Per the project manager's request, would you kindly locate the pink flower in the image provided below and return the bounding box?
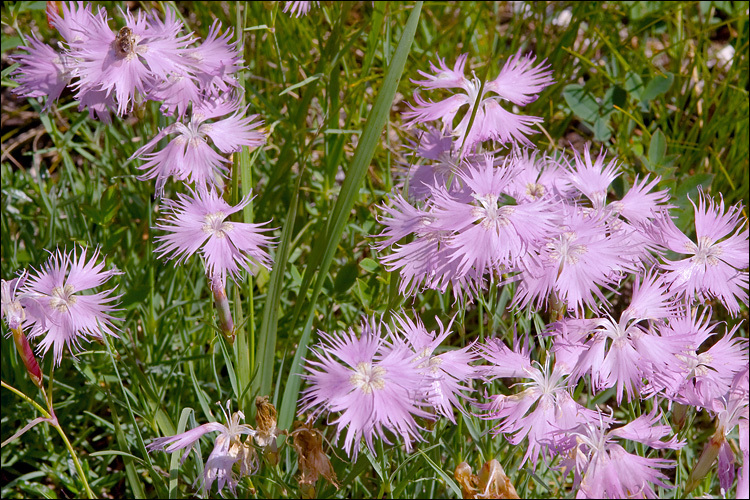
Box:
[429,155,557,279]
[556,409,684,499]
[283,1,319,18]
[475,336,598,468]
[154,187,275,285]
[653,309,748,408]
[502,149,575,203]
[20,247,122,366]
[375,193,477,298]
[609,175,672,225]
[133,98,265,193]
[652,191,749,316]
[147,401,258,495]
[299,317,430,459]
[556,271,685,404]
[564,146,621,210]
[153,21,243,118]
[68,7,195,116]
[2,271,30,331]
[390,314,477,422]
[10,35,73,108]
[398,126,467,200]
[513,205,637,315]
[404,52,554,154]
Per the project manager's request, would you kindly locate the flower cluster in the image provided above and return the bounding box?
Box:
[367,51,749,497]
[11,2,267,195]
[12,3,234,121]
[1,247,122,366]
[299,314,476,459]
[404,51,554,155]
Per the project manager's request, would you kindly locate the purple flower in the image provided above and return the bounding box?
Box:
[299,317,430,459]
[10,35,73,108]
[390,314,477,422]
[133,98,265,193]
[154,187,275,285]
[556,409,684,498]
[652,191,749,316]
[513,205,637,315]
[502,149,575,203]
[475,336,598,468]
[20,247,122,366]
[653,309,748,408]
[404,52,554,154]
[565,146,621,210]
[712,369,749,494]
[147,401,258,495]
[153,21,243,118]
[430,155,557,277]
[2,271,29,331]
[376,193,477,297]
[609,175,672,225]
[68,7,195,116]
[398,126,467,200]
[283,1,319,18]
[555,271,685,404]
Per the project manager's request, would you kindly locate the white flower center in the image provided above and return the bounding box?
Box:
[49,284,76,312]
[472,194,515,231]
[547,231,587,265]
[525,182,545,200]
[202,211,234,238]
[689,236,723,266]
[350,362,386,394]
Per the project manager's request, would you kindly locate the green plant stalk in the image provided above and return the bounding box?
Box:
[1,380,95,499]
[234,2,254,414]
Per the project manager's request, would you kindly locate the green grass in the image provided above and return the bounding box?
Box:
[1,1,748,498]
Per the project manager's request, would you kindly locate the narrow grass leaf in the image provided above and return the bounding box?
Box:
[278,1,423,431]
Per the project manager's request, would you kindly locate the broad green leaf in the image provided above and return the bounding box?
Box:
[648,128,667,166]
[641,72,674,103]
[562,84,599,123]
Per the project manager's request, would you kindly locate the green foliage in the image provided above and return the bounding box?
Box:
[1,1,747,499]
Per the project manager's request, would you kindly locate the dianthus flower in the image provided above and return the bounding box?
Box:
[154,187,275,285]
[502,149,575,203]
[151,20,243,118]
[20,247,122,366]
[651,191,749,316]
[147,401,258,496]
[389,314,477,422]
[694,367,748,496]
[283,1,319,18]
[404,51,553,154]
[554,270,686,403]
[475,336,598,468]
[375,193,478,297]
[513,204,637,315]
[2,271,30,331]
[651,308,748,409]
[299,317,430,459]
[133,98,265,193]
[66,6,195,117]
[564,146,621,211]
[555,409,684,499]
[9,35,74,110]
[398,126,466,200]
[429,155,558,278]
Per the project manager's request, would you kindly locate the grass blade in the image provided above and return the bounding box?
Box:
[278,1,423,431]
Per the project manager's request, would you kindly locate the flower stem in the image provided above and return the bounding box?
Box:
[1,381,95,498]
